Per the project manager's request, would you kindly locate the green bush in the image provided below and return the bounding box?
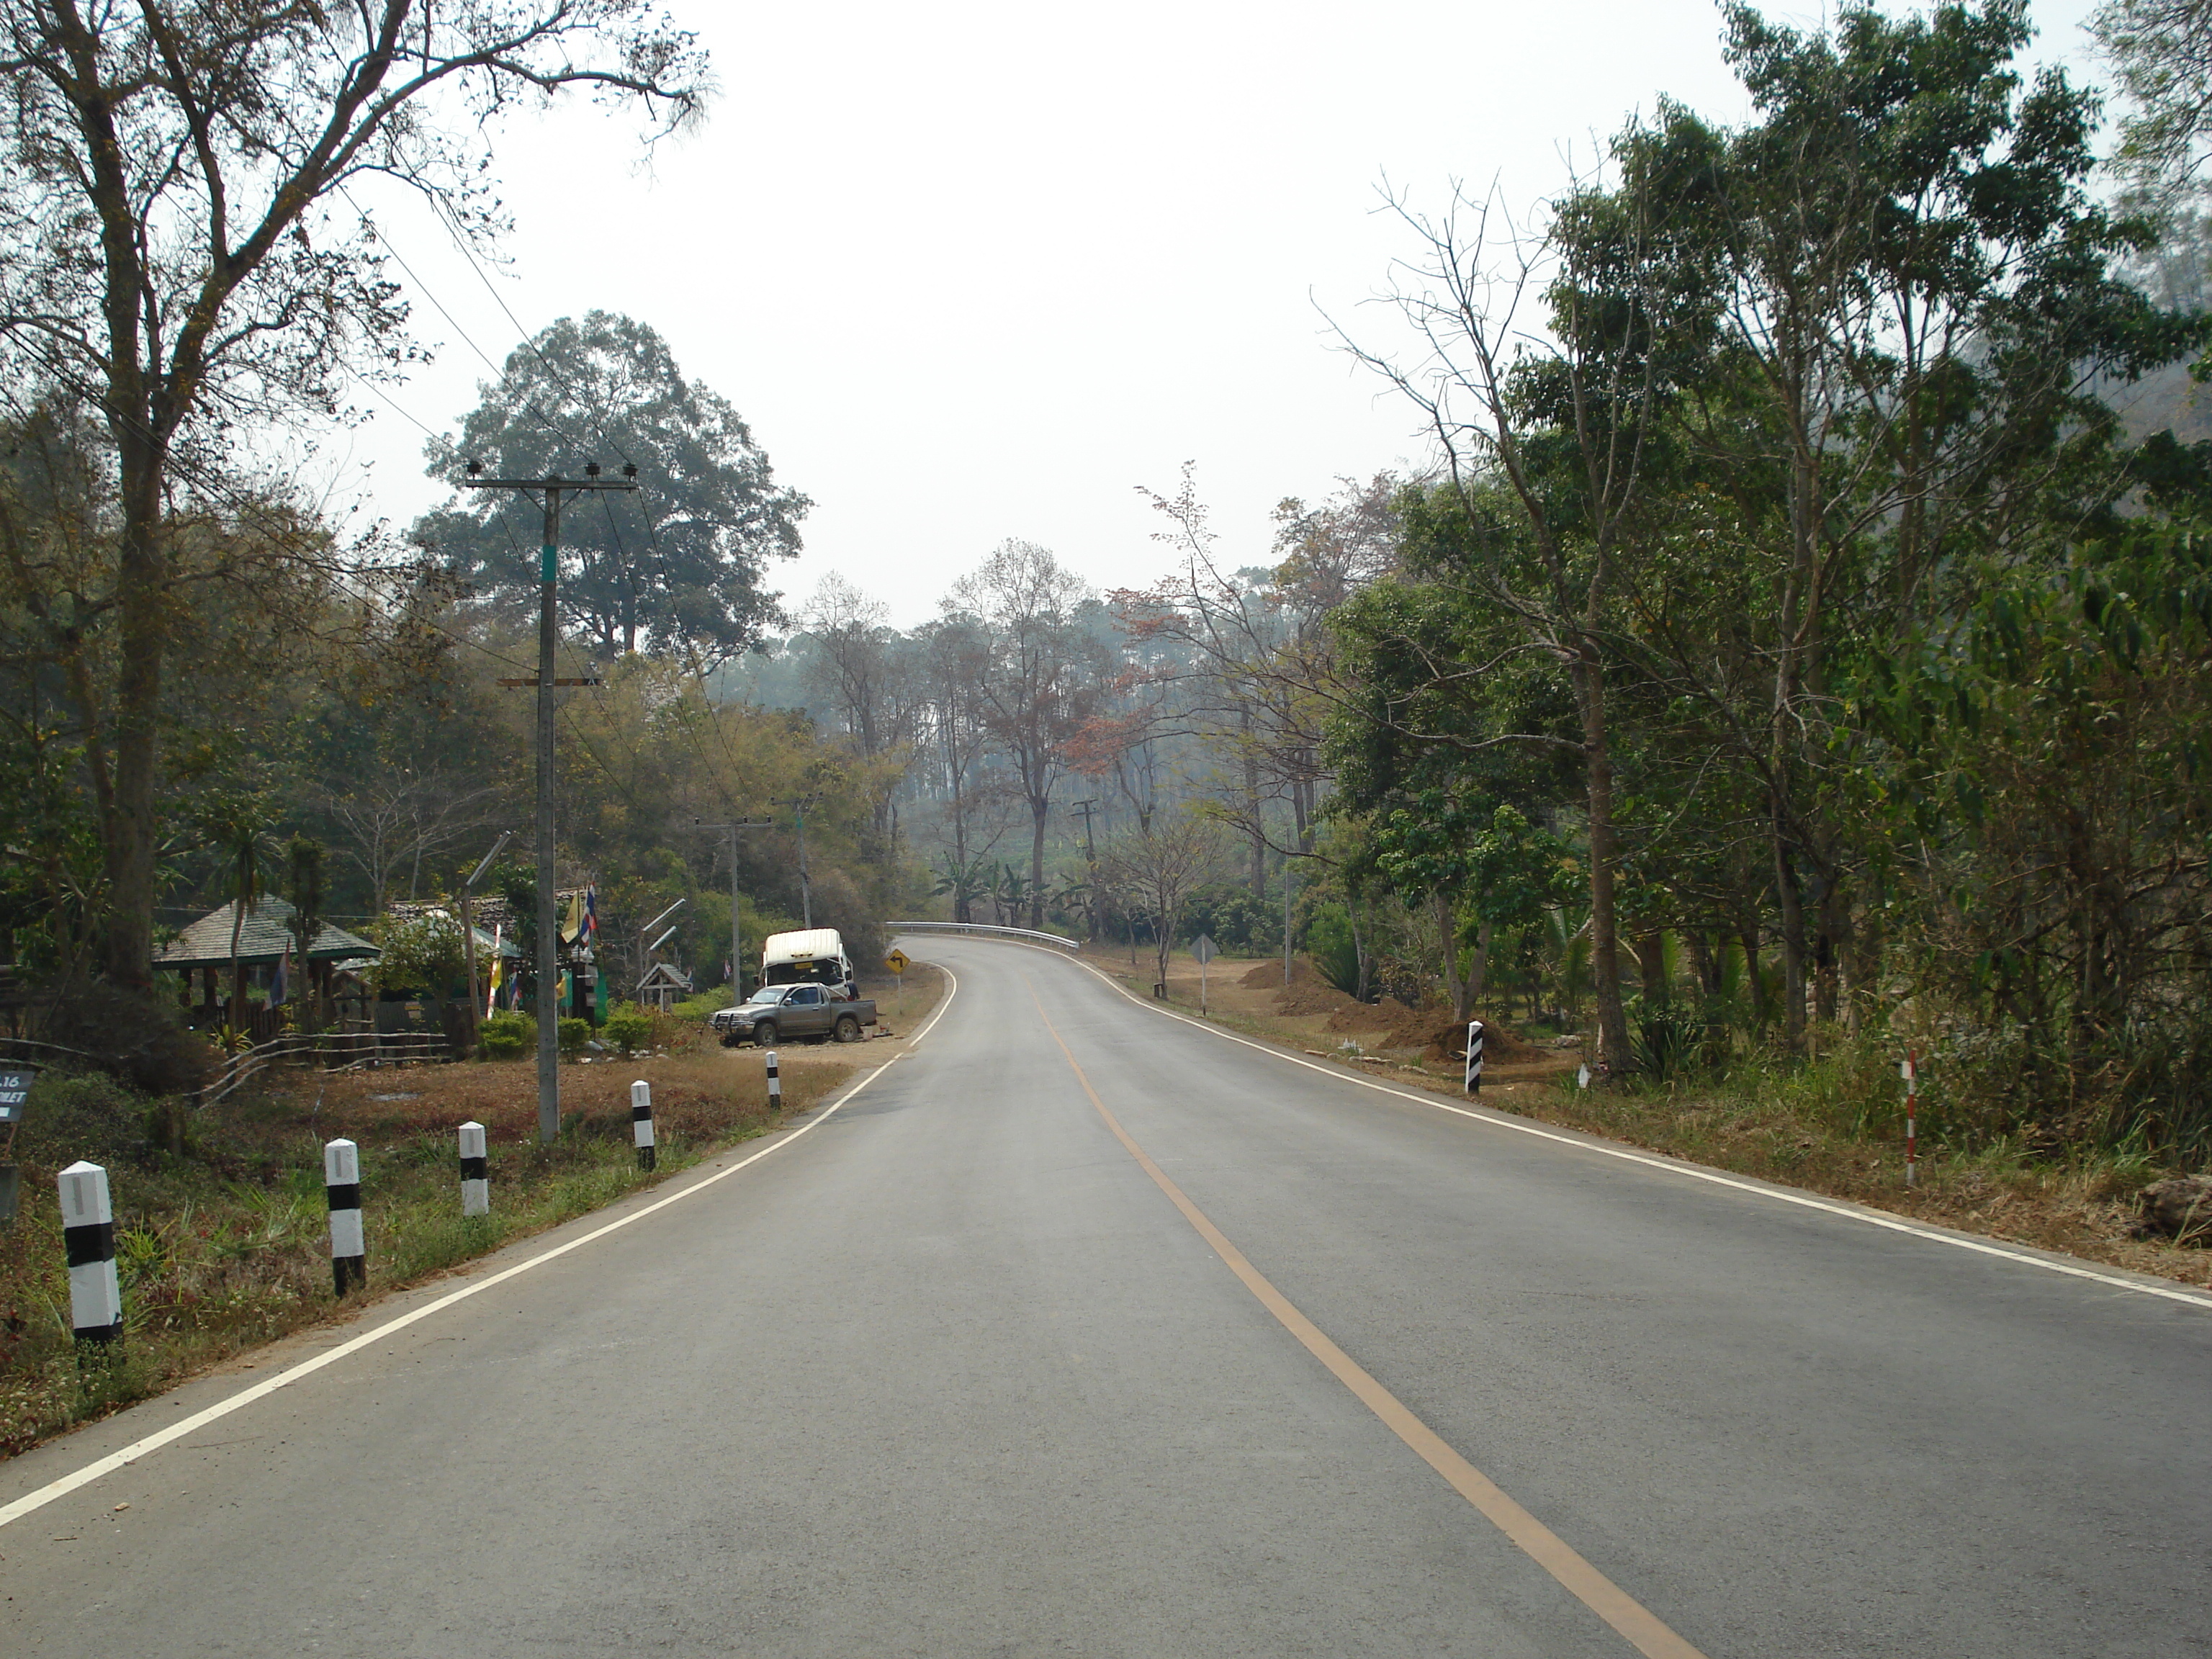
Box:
[602,1002,654,1054]
[557,1017,591,1056]
[478,1010,534,1060]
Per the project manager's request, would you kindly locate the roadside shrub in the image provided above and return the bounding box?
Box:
[1182,884,1281,956]
[1305,904,1363,997]
[478,1011,534,1060]
[601,1003,654,1054]
[37,979,213,1096]
[556,1017,590,1056]
[13,1069,146,1169]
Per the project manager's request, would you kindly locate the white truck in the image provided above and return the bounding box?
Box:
[759,928,857,999]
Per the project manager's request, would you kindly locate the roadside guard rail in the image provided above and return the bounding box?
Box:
[194,1029,457,1110]
[886,922,1082,954]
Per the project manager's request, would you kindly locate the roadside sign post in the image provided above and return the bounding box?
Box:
[1192,934,1218,1015]
[885,948,909,1019]
[0,1063,33,1228]
[1465,1020,1485,1095]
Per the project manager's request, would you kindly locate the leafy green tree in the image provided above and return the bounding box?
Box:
[0,0,704,992]
[415,312,806,662]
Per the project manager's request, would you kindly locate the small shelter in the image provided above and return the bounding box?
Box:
[155,897,379,1034]
[635,961,693,1012]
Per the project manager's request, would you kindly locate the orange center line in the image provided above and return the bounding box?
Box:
[1024,976,1708,1659]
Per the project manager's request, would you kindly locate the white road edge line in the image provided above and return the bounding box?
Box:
[0,963,963,1530]
[1000,940,2212,1315]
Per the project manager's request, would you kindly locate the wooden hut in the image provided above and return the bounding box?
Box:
[154,898,379,1038]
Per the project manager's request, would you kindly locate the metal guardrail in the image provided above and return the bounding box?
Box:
[886,922,1082,954]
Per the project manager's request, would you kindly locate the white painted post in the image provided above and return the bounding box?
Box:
[1901,1052,1919,1188]
[1464,1020,1485,1095]
[458,1120,489,1216]
[325,1138,365,1295]
[631,1079,656,1172]
[58,1161,122,1349]
[765,1049,782,1113]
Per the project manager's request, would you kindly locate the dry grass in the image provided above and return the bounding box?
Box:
[0,963,943,1459]
[1101,952,2212,1294]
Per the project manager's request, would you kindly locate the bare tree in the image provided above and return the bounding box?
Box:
[0,0,706,990]
[321,770,500,917]
[1331,179,1689,1079]
[948,541,1107,930]
[1102,806,1223,992]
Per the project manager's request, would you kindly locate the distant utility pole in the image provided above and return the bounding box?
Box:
[694,819,770,1006]
[776,796,819,929]
[464,462,636,1145]
[1069,799,1100,940]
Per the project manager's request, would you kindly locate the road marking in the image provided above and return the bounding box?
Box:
[1026,948,2212,1314]
[1025,979,1708,1659]
[0,964,963,1531]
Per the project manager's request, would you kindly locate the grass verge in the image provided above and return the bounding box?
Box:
[1097,953,2212,1295]
[0,1033,871,1457]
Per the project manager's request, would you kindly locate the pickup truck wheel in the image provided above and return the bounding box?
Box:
[833,1014,861,1043]
[752,1020,778,1048]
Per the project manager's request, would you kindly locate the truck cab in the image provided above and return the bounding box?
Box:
[761,928,856,999]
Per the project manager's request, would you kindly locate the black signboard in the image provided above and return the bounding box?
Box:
[0,1065,35,1123]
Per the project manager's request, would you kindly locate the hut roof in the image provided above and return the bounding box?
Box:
[154,898,379,970]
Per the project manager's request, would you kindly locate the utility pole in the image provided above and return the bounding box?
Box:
[776,796,819,929]
[1070,799,1099,942]
[464,462,636,1144]
[693,819,769,1006]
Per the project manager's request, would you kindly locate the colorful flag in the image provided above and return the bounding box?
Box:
[487,925,505,1017]
[270,944,291,1007]
[583,884,598,946]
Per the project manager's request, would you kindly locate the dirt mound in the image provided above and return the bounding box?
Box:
[1323,996,1423,1034]
[1241,956,1328,991]
[1421,1017,1548,1066]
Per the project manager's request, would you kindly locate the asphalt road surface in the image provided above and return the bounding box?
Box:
[3,935,2208,1657]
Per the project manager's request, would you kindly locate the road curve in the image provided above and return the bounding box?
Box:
[1,935,2206,1656]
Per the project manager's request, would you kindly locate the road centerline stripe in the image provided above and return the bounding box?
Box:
[0,963,963,1532]
[1023,976,1708,1659]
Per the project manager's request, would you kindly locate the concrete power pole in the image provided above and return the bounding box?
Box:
[1070,799,1100,940]
[695,819,769,1007]
[465,463,637,1144]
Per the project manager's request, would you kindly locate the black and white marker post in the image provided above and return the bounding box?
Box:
[1464,1020,1485,1096]
[58,1160,122,1350]
[765,1049,782,1114]
[325,1138,366,1295]
[631,1080,656,1172]
[459,1120,490,1216]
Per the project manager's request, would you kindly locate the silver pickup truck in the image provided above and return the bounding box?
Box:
[711,983,878,1047]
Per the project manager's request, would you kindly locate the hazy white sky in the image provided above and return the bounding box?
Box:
[326,0,2108,628]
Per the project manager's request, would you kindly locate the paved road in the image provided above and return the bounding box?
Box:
[3,937,2208,1656]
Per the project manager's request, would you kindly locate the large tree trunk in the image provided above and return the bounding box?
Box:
[101,464,166,992]
[1738,912,1766,1031]
[1575,646,1632,1077]
[1773,818,1808,1056]
[1434,893,1489,1025]
[1028,793,1048,931]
